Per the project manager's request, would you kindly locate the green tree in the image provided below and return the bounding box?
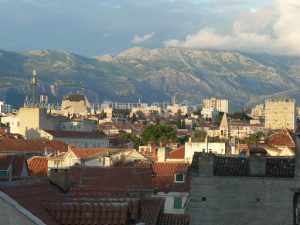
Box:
[240,132,265,144]
[193,108,202,116]
[119,132,141,149]
[194,130,207,142]
[131,113,137,123]
[141,124,178,145]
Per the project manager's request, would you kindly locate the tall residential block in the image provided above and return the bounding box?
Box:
[203,98,228,113]
[265,99,296,130]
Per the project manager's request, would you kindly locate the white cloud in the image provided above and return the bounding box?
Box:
[165,0,300,56]
[131,32,155,43]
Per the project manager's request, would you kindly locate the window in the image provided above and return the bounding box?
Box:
[173,197,182,209]
[175,173,185,183]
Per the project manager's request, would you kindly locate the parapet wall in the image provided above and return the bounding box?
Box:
[188,176,295,225]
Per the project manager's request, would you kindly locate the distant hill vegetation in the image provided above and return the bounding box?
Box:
[0,47,300,111]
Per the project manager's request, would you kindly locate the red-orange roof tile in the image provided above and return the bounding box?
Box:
[152,162,190,192]
[0,139,69,153]
[71,148,121,159]
[0,180,65,225]
[139,198,165,225]
[27,156,48,177]
[69,166,153,192]
[168,146,185,159]
[267,129,295,148]
[45,202,128,225]
[0,153,27,177]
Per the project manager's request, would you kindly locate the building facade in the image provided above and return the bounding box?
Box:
[203,98,228,113]
[265,99,296,130]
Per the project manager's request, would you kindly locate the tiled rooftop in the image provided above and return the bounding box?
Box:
[71,148,121,159]
[45,202,128,225]
[213,156,249,176]
[27,156,48,177]
[211,155,295,178]
[266,157,294,178]
[0,139,69,153]
[69,166,153,191]
[267,129,295,149]
[168,146,185,159]
[157,213,189,225]
[0,153,27,177]
[0,180,65,225]
[138,198,165,225]
[152,162,190,192]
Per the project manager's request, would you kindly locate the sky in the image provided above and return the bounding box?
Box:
[0,0,299,57]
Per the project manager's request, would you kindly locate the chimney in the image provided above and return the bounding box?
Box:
[157,142,167,162]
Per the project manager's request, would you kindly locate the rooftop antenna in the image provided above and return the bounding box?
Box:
[31,69,38,106]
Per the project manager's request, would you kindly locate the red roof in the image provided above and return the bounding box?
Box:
[168,146,185,159]
[69,166,153,192]
[139,198,165,225]
[27,156,48,177]
[0,130,22,139]
[152,162,190,192]
[69,186,126,198]
[0,180,65,225]
[0,153,27,177]
[71,148,121,159]
[45,202,128,225]
[0,139,69,153]
[267,129,295,149]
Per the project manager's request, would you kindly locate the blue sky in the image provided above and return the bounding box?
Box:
[1,0,299,57]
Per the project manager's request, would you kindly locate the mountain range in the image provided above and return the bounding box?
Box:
[1,47,300,111]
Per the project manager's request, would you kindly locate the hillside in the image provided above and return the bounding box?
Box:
[0,47,300,110]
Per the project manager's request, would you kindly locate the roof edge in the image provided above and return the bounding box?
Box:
[0,191,46,225]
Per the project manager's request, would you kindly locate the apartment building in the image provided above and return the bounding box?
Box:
[265,99,296,130]
[203,98,228,113]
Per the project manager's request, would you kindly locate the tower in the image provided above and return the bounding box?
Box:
[31,69,38,106]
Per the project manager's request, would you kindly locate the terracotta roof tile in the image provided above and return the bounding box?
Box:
[157,213,189,225]
[45,202,128,225]
[0,139,69,153]
[168,146,185,159]
[267,129,295,148]
[152,162,190,192]
[69,166,153,192]
[71,148,121,159]
[0,180,65,225]
[0,153,27,177]
[138,198,165,225]
[27,156,48,177]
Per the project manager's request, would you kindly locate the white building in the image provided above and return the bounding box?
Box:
[0,101,12,115]
[185,139,226,162]
[203,98,228,113]
[201,107,218,119]
[265,99,296,130]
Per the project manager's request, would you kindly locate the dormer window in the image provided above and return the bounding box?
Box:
[174,173,185,183]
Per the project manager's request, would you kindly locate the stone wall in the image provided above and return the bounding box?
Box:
[188,173,296,225]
